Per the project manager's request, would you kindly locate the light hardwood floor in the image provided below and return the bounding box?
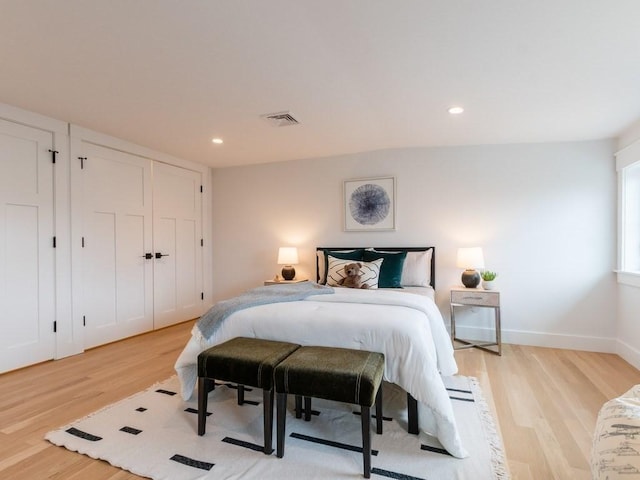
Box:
[1,321,639,479]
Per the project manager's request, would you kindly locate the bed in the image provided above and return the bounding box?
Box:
[174,246,467,458]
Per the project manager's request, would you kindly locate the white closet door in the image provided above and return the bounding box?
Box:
[153,162,203,328]
[0,119,55,372]
[82,144,153,348]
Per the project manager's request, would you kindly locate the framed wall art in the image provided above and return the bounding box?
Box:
[343,176,396,231]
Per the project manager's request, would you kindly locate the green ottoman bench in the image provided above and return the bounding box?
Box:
[197,337,300,454]
[274,346,385,478]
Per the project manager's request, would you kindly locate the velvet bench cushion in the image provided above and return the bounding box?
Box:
[274,346,385,478]
[197,337,301,390]
[274,346,385,406]
[197,337,301,454]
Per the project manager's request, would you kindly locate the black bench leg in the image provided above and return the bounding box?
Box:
[263,389,274,454]
[295,395,302,418]
[304,396,312,421]
[238,384,245,405]
[375,386,383,434]
[198,377,213,436]
[407,392,419,435]
[206,379,216,393]
[276,392,287,458]
[361,405,371,478]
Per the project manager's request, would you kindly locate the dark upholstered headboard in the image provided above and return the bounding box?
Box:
[316,247,435,289]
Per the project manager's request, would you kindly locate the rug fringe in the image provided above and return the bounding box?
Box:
[468,377,511,480]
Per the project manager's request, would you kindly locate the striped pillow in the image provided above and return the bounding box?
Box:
[326,255,382,289]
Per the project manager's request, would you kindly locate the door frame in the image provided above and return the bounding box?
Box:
[0,103,73,361]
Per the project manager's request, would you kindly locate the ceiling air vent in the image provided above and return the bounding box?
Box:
[261,111,300,127]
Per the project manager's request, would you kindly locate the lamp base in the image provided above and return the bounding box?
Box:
[461,269,480,288]
[281,265,296,281]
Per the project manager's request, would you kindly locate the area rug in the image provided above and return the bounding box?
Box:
[46,375,509,479]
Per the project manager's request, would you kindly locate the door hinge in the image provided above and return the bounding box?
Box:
[200,185,203,193]
[78,156,87,169]
[53,321,57,333]
[200,238,203,247]
[83,315,86,326]
[82,237,85,248]
[49,149,59,164]
[201,292,204,300]
[53,236,57,248]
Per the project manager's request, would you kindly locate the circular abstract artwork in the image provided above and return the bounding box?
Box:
[349,183,391,225]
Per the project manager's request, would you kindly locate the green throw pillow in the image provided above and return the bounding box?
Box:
[363,250,407,288]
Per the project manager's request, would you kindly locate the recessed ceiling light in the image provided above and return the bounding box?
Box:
[448,106,464,115]
[211,138,223,144]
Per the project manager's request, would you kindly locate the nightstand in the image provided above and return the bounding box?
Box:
[450,287,501,356]
[264,279,308,286]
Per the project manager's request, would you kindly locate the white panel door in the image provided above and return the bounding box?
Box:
[82,144,153,348]
[0,118,55,372]
[153,162,202,328]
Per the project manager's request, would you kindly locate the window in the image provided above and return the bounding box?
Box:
[621,162,640,271]
[617,140,640,285]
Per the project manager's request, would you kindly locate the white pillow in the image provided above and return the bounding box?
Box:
[316,249,360,284]
[402,250,432,287]
[326,256,382,289]
[368,248,432,287]
[591,384,640,479]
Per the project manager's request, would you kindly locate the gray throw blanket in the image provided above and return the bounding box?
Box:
[196,282,334,340]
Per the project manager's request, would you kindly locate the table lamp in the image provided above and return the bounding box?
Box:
[456,247,485,288]
[277,247,299,281]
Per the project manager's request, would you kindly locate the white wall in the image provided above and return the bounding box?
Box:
[616,119,640,368]
[211,139,617,351]
[618,118,640,150]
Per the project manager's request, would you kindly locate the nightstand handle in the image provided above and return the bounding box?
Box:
[463,296,484,300]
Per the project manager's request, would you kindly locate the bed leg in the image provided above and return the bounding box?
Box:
[407,392,419,435]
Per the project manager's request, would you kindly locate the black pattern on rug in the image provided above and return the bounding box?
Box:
[156,389,177,396]
[372,467,426,480]
[170,454,215,471]
[120,426,142,435]
[222,436,264,452]
[448,386,474,403]
[45,376,509,480]
[290,432,380,455]
[65,427,102,442]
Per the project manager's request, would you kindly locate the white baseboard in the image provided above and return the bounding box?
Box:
[453,325,617,353]
[616,339,640,370]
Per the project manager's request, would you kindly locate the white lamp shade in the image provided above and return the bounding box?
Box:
[456,247,485,269]
[277,247,299,265]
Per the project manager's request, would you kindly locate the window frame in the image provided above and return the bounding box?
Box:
[616,139,640,287]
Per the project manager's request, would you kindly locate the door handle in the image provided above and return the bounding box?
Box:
[141,253,153,259]
[155,252,170,259]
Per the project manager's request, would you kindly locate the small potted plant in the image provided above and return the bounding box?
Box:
[481,270,497,290]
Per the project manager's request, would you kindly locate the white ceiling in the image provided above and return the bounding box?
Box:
[1,0,639,168]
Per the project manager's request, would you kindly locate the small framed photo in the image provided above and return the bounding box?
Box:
[344,176,396,231]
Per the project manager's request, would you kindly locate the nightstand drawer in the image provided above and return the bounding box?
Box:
[451,290,499,307]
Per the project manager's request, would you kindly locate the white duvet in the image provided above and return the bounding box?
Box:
[174,288,468,458]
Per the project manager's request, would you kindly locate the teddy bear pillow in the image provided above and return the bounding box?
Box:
[326,255,382,289]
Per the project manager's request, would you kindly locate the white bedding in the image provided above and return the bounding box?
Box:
[174,287,467,458]
[379,285,435,299]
